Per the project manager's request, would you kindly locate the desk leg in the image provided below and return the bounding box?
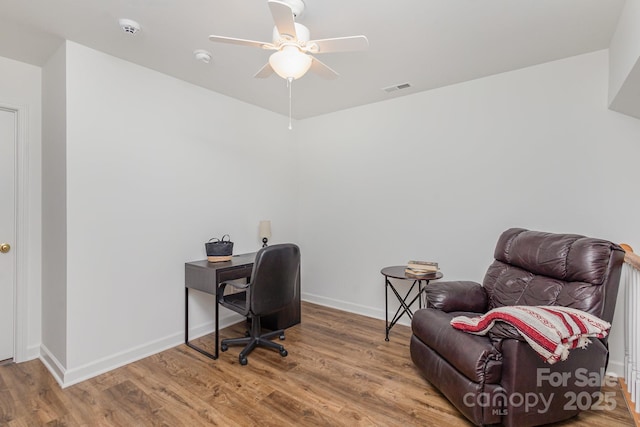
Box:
[185,287,188,344]
[215,286,219,359]
[185,287,219,360]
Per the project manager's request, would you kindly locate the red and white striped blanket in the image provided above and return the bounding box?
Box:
[450,306,610,364]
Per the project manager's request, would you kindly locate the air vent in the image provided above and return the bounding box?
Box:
[382,82,412,93]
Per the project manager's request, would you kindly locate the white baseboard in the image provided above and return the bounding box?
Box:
[61,332,182,387]
[50,295,396,388]
[301,293,627,376]
[39,312,245,388]
[39,344,65,386]
[301,292,412,327]
[24,344,40,362]
[12,344,41,364]
[38,295,623,389]
[39,296,395,388]
[607,359,624,378]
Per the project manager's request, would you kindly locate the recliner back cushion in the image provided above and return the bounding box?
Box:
[493,228,612,284]
[483,228,619,319]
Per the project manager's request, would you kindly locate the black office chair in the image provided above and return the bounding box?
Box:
[217,243,300,365]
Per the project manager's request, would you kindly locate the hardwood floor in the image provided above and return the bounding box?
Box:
[0,302,634,426]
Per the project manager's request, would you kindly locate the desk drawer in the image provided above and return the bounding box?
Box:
[218,265,253,283]
[185,263,253,294]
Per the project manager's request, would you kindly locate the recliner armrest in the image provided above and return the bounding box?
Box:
[426,281,488,313]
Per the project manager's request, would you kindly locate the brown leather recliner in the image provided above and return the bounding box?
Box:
[410,228,625,427]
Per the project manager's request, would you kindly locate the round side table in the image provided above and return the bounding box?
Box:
[381,266,443,341]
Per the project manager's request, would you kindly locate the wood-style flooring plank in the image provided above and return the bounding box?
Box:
[0,302,634,426]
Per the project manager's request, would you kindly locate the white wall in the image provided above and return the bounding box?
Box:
[297,50,640,376]
[609,0,640,119]
[41,44,68,375]
[55,42,297,385]
[609,0,640,104]
[0,55,42,362]
[7,37,640,384]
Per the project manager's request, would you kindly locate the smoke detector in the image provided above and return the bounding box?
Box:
[193,49,212,64]
[119,18,141,35]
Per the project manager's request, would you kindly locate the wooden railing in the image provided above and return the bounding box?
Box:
[621,246,640,426]
[626,251,640,271]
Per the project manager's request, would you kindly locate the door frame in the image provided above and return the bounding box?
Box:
[1,102,29,363]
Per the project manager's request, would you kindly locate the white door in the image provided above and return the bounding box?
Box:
[0,108,15,361]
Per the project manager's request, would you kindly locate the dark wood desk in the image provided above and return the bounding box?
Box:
[185,252,301,359]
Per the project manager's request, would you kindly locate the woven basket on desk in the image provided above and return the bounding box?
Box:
[205,235,233,263]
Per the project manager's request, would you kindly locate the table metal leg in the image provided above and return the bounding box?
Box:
[385,278,431,340]
[385,278,390,341]
[185,287,219,360]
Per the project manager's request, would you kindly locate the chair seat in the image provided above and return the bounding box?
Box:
[220,290,248,313]
[411,309,503,384]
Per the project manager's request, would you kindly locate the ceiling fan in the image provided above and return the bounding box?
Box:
[208,0,369,81]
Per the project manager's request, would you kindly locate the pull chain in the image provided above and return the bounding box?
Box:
[288,77,293,130]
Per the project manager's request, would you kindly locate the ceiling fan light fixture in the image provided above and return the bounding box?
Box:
[272,22,309,44]
[269,46,312,80]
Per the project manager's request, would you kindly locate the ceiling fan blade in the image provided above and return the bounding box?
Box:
[209,35,275,50]
[309,57,339,80]
[306,35,369,54]
[254,63,275,78]
[268,0,297,40]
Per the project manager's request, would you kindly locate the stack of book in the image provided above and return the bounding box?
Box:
[405,260,439,277]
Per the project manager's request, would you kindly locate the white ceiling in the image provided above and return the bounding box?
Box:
[0,0,626,119]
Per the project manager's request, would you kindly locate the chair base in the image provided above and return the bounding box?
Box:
[221,316,287,365]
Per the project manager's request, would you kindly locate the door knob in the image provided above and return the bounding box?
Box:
[0,243,10,253]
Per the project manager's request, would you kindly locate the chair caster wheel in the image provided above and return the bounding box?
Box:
[279,334,285,340]
[221,343,228,352]
[280,349,288,357]
[239,356,248,365]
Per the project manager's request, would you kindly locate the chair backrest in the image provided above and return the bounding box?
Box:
[483,228,624,323]
[250,243,301,317]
